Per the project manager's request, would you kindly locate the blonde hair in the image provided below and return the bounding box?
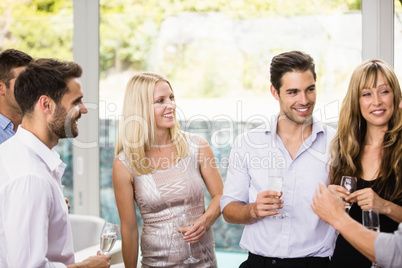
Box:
[329,59,402,201]
[115,72,188,175]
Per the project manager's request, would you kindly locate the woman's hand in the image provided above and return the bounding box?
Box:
[182,216,207,243]
[346,188,388,214]
[328,184,350,207]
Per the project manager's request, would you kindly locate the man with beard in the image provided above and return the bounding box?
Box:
[0,50,72,213]
[0,49,32,144]
[221,51,336,268]
[0,59,110,268]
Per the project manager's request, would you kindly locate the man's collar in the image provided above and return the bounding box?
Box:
[0,113,13,130]
[264,114,324,136]
[15,126,64,172]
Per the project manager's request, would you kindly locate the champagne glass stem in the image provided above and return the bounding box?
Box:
[345,203,352,213]
[182,239,199,263]
[187,242,193,258]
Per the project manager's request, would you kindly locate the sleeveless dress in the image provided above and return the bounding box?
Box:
[329,176,402,268]
[118,133,218,268]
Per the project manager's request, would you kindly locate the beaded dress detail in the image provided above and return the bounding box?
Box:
[118,133,217,267]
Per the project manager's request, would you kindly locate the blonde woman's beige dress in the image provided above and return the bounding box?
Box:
[118,133,218,267]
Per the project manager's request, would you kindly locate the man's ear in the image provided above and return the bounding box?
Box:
[270,85,280,101]
[0,81,6,96]
[38,95,54,114]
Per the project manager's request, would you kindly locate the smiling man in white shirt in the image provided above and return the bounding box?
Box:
[0,58,110,268]
[220,51,336,268]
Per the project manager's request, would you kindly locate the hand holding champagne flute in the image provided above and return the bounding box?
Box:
[266,169,286,219]
[177,211,200,264]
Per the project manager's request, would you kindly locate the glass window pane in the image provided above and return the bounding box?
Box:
[395,0,402,82]
[99,0,362,254]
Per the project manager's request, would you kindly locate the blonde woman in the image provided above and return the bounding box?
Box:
[328,59,402,267]
[113,72,222,267]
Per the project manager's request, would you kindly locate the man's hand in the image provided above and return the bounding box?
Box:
[68,251,111,268]
[82,251,111,268]
[250,190,283,219]
[65,197,70,213]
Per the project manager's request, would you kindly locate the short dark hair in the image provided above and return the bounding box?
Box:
[15,58,83,115]
[0,49,33,88]
[270,51,316,93]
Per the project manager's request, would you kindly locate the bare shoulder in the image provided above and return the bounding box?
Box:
[112,158,133,183]
[198,136,210,146]
[184,131,210,150]
[113,157,126,170]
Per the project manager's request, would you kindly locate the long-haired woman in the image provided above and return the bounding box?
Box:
[113,72,222,267]
[328,59,402,267]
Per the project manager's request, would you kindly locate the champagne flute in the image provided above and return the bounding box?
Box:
[266,169,286,219]
[100,221,119,255]
[340,176,357,213]
[362,210,381,268]
[176,212,200,264]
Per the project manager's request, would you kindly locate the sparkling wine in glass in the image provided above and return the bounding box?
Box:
[100,222,119,255]
[340,176,357,213]
[266,169,286,219]
[362,210,381,268]
[177,212,200,264]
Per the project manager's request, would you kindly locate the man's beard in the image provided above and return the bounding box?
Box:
[49,105,79,139]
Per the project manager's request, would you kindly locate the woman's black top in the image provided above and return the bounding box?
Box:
[328,176,401,268]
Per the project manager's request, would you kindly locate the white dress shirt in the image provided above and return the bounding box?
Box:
[220,115,337,258]
[0,126,74,268]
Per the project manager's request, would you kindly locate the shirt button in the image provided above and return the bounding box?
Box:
[272,260,276,264]
[283,235,288,239]
[285,212,290,217]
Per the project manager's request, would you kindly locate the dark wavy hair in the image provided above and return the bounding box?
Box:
[270,50,316,93]
[14,58,82,115]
